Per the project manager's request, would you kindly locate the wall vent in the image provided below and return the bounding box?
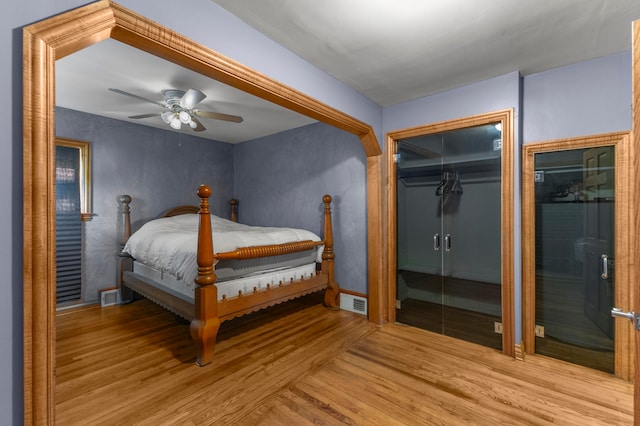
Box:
[340,293,367,315]
[100,288,121,307]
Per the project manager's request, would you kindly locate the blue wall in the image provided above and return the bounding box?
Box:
[56,107,234,303]
[56,108,368,302]
[234,122,368,294]
[523,51,632,143]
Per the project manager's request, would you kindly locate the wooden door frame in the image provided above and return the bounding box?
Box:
[632,17,640,425]
[522,132,634,380]
[385,109,515,357]
[23,1,384,423]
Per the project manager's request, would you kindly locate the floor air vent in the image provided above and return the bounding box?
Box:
[340,293,367,315]
[100,288,121,307]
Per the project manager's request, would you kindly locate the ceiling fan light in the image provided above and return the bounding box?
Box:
[161,111,174,124]
[189,120,198,129]
[179,110,192,124]
[169,117,182,129]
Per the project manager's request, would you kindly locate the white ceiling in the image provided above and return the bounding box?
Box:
[55,40,316,144]
[57,1,640,143]
[211,0,640,106]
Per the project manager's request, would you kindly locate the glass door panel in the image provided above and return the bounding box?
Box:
[440,127,502,350]
[396,134,445,334]
[533,147,615,373]
[396,123,502,350]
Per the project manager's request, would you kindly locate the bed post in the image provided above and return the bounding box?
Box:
[230,198,238,222]
[190,184,220,366]
[117,195,133,302]
[322,195,340,308]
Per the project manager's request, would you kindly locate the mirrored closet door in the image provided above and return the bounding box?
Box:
[395,122,503,350]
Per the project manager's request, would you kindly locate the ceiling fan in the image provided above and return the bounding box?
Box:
[108,88,243,132]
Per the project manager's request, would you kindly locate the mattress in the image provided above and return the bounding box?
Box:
[132,260,318,302]
[123,213,323,285]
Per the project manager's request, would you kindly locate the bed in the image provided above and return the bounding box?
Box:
[117,184,340,366]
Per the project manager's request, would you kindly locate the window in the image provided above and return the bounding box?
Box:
[56,138,92,220]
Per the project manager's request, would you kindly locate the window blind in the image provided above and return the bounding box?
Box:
[56,145,82,303]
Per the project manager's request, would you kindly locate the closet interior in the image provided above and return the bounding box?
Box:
[395,122,503,350]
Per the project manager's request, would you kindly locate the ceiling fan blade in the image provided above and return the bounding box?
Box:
[194,109,244,123]
[180,89,206,109]
[128,113,161,119]
[108,88,165,107]
[190,117,206,132]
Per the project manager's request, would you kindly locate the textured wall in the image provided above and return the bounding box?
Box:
[234,122,368,294]
[55,108,369,300]
[56,107,234,303]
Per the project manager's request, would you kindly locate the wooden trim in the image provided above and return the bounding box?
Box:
[56,137,92,220]
[367,155,385,324]
[23,1,382,423]
[632,17,640,423]
[385,109,515,356]
[521,132,633,380]
[385,134,398,324]
[340,288,367,299]
[514,342,525,361]
[501,110,515,357]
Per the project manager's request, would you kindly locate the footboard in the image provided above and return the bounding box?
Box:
[190,185,339,365]
[118,185,340,367]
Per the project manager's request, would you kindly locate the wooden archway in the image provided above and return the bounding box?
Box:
[23,1,384,423]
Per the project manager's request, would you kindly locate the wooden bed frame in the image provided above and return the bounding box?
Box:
[117,184,340,366]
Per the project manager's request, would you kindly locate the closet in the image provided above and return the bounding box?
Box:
[394,119,506,351]
[522,132,633,379]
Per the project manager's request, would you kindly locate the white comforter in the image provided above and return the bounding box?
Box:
[123,214,321,283]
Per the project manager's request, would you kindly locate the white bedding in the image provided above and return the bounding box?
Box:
[123,214,322,285]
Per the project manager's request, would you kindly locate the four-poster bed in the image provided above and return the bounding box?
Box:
[117,184,340,366]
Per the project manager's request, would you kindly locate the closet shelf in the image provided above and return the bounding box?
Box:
[397,152,501,179]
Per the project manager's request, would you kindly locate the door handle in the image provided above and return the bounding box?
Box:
[611,307,640,331]
[601,254,609,279]
[433,234,440,251]
[444,234,451,252]
[611,308,640,330]
[611,307,634,321]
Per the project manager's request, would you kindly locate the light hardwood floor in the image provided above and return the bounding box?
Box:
[56,294,633,425]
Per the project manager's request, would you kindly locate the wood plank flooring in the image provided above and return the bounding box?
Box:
[56,295,633,425]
